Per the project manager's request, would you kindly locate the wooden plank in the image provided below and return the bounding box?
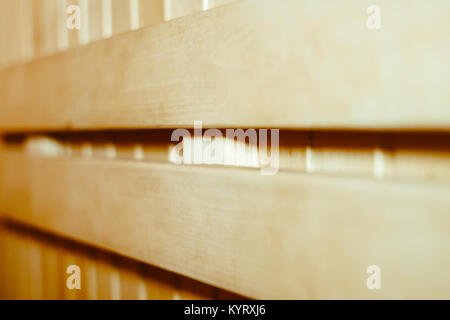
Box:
[0,0,34,68]
[1,0,450,130]
[0,0,8,68]
[0,151,450,299]
[111,0,131,35]
[95,251,122,299]
[164,0,202,21]
[41,238,63,299]
[0,218,231,299]
[18,0,35,62]
[139,0,164,27]
[0,0,33,69]
[118,259,148,300]
[0,224,13,298]
[0,226,44,299]
[176,276,216,300]
[37,0,59,56]
[208,0,239,9]
[88,0,103,42]
[56,0,69,51]
[142,264,177,299]
[78,0,90,45]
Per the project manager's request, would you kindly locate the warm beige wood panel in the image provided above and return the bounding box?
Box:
[88,0,104,42]
[142,264,177,299]
[0,226,44,299]
[95,251,121,299]
[118,259,147,299]
[1,151,450,299]
[0,220,243,299]
[41,239,62,299]
[36,0,59,56]
[1,0,450,131]
[208,0,240,9]
[176,276,216,300]
[164,0,202,20]
[111,0,131,34]
[139,0,164,27]
[0,0,34,69]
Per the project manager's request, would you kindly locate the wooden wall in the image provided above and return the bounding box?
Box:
[0,0,449,299]
[0,0,243,300]
[0,220,245,299]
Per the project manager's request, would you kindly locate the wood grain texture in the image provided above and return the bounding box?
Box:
[0,220,243,299]
[1,151,449,299]
[1,0,450,130]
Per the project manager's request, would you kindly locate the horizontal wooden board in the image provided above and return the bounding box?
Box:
[1,0,450,131]
[0,150,450,299]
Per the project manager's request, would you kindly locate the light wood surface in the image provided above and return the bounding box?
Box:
[0,221,244,299]
[1,0,449,300]
[0,150,449,299]
[1,0,450,130]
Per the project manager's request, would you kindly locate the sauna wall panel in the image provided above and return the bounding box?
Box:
[1,151,449,299]
[0,221,244,299]
[1,0,450,130]
[0,0,34,68]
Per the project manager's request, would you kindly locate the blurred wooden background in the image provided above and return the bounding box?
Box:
[0,0,450,299]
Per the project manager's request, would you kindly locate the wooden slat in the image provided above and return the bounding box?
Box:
[111,0,131,35]
[118,259,147,299]
[164,0,202,21]
[1,0,450,130]
[0,151,449,299]
[0,0,34,69]
[37,0,59,56]
[139,0,164,27]
[56,0,69,51]
[95,251,121,299]
[0,227,44,299]
[0,219,241,299]
[41,239,62,299]
[88,0,104,42]
[142,265,177,299]
[176,276,216,300]
[208,0,239,9]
